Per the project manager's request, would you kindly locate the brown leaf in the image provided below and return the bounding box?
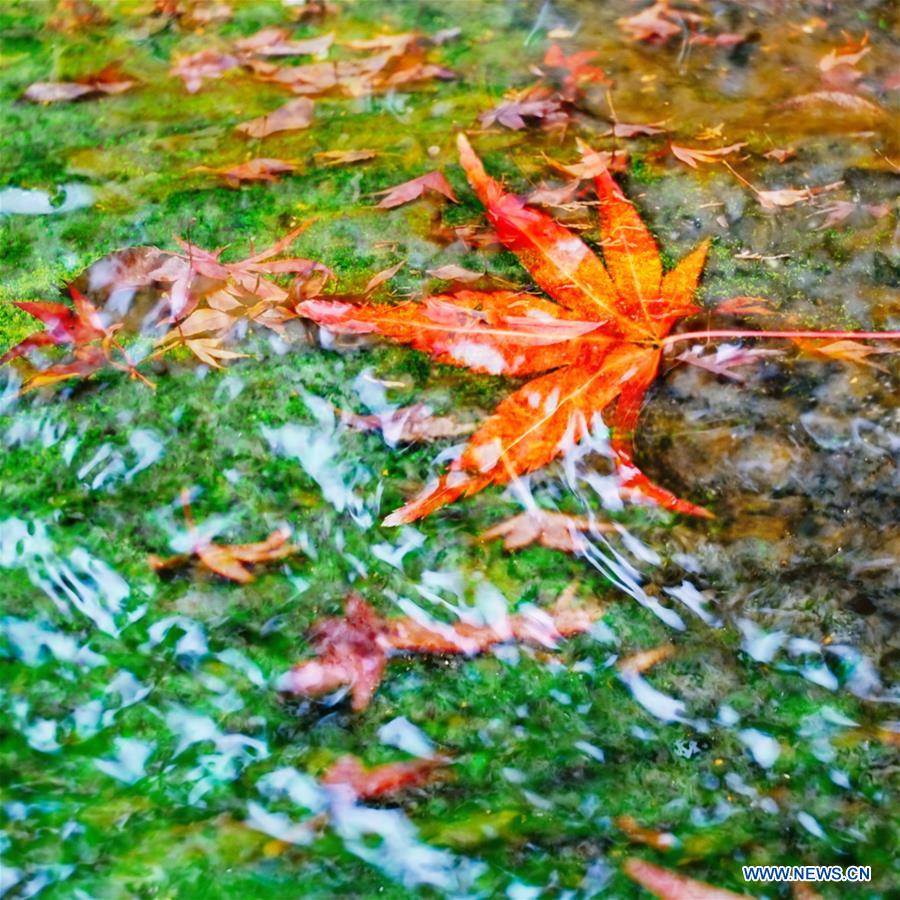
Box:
[313,149,377,167]
[482,510,615,553]
[755,180,842,211]
[375,170,458,209]
[194,158,299,186]
[479,95,567,130]
[795,338,896,372]
[24,64,136,103]
[670,142,747,169]
[339,403,476,444]
[170,49,240,93]
[780,91,883,117]
[236,97,314,138]
[763,147,796,163]
[676,344,784,381]
[281,590,603,710]
[623,858,752,899]
[235,27,333,57]
[322,755,449,799]
[619,2,705,45]
[425,264,484,282]
[605,121,667,138]
[149,491,298,583]
[364,260,405,293]
[714,295,775,316]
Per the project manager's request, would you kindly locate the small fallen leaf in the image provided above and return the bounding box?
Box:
[24,64,136,103]
[755,180,842,211]
[322,755,449,799]
[763,147,796,163]
[236,97,315,138]
[313,148,377,167]
[714,295,775,316]
[615,815,678,850]
[689,32,748,47]
[780,91,883,117]
[543,43,609,95]
[604,121,667,138]
[619,2,704,45]
[795,338,896,371]
[235,27,333,57]
[482,510,615,553]
[339,403,476,444]
[623,857,752,899]
[149,490,298,583]
[617,644,676,675]
[171,48,240,93]
[375,170,458,209]
[676,344,784,381]
[670,142,747,169]
[364,260,405,293]
[479,95,567,130]
[819,33,869,74]
[193,157,299,186]
[425,264,484,282]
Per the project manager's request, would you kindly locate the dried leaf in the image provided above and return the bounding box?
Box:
[236,97,314,138]
[482,510,615,552]
[605,121,667,138]
[619,2,704,45]
[375,170,458,209]
[364,260,405,293]
[24,64,136,103]
[617,644,676,674]
[425,264,484,282]
[479,96,567,130]
[714,295,775,316]
[795,338,896,372]
[676,344,784,381]
[763,147,796,163]
[170,49,239,93]
[755,180,842,211]
[322,755,448,799]
[194,157,299,186]
[623,858,751,899]
[281,591,602,710]
[313,149,377,167]
[780,91,883,117]
[150,491,297,583]
[339,403,475,444]
[235,27,333,57]
[670,142,747,168]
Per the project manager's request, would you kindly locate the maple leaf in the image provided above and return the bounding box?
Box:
[0,286,151,393]
[24,64,137,103]
[623,858,751,899]
[322,755,448,800]
[619,2,705,45]
[235,97,314,138]
[155,221,331,365]
[280,591,602,710]
[479,94,567,131]
[149,490,297,583]
[543,43,610,97]
[374,170,458,209]
[300,134,714,523]
[170,49,240,93]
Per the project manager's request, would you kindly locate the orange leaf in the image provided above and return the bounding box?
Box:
[322,755,448,799]
[623,858,752,899]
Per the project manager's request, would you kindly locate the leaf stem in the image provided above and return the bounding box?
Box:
[661,328,900,349]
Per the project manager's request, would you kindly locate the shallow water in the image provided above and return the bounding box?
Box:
[0,1,897,897]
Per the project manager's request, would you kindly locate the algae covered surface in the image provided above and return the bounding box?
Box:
[1,0,898,897]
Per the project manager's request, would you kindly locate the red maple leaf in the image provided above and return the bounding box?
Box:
[300,134,714,522]
[281,591,601,711]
